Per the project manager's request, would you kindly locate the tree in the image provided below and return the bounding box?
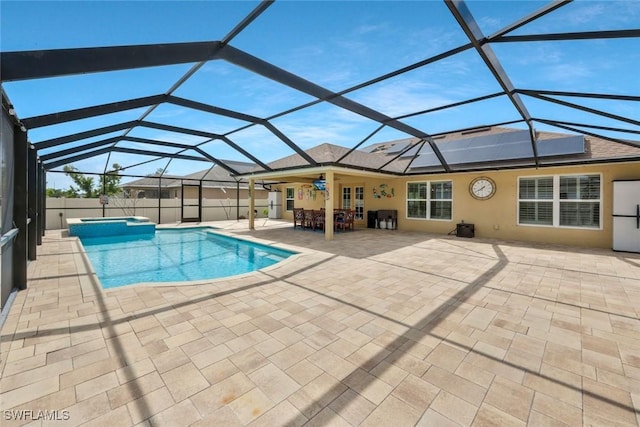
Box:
[62,163,123,198]
[46,188,75,198]
[102,163,123,196]
[63,165,96,198]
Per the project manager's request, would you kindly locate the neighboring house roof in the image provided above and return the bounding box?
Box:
[122,160,260,189]
[181,160,257,185]
[120,175,180,189]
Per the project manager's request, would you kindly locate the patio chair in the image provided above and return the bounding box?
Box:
[333,209,345,231]
[336,209,355,231]
[312,209,325,231]
[303,209,315,230]
[293,208,305,230]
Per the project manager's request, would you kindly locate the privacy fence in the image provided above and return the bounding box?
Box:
[46,196,269,230]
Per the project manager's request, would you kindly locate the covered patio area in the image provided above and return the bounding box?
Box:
[1,221,639,426]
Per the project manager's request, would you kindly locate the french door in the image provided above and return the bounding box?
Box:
[342,186,364,220]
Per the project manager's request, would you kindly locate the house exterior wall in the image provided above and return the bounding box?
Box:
[395,162,640,248]
[273,161,640,248]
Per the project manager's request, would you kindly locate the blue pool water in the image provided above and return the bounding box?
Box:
[80,228,295,288]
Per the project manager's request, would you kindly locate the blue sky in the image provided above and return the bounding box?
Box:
[1,0,639,190]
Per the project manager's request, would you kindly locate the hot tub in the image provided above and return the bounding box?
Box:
[68,216,156,238]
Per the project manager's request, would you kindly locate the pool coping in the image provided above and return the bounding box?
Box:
[66,216,151,226]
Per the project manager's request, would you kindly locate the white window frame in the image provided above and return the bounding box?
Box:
[285,187,295,211]
[517,173,602,230]
[342,187,352,210]
[406,180,453,221]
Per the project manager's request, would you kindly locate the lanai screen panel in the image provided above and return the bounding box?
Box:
[1,106,16,309]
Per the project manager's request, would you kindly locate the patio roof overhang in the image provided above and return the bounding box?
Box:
[237,164,401,184]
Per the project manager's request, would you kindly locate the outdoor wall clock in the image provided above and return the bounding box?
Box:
[469,176,496,200]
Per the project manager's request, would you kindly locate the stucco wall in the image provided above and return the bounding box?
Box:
[274,161,640,248]
[46,196,269,229]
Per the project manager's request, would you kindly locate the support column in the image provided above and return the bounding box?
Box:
[324,171,335,241]
[101,173,106,217]
[13,124,28,290]
[236,181,240,220]
[27,145,37,260]
[198,181,202,222]
[249,178,255,230]
[157,177,162,224]
[40,166,46,239]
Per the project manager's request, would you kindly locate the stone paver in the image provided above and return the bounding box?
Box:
[1,220,639,426]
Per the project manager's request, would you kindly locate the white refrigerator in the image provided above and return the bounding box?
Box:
[612,180,640,253]
[267,191,282,219]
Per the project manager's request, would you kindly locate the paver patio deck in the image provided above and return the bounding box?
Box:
[1,220,639,426]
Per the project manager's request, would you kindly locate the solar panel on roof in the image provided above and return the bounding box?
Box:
[408,132,585,169]
[537,135,585,156]
[399,144,421,157]
[411,152,440,168]
[364,144,386,153]
[400,129,532,158]
[384,141,411,154]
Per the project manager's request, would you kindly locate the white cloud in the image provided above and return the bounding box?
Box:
[511,45,563,66]
[353,22,390,36]
[618,0,640,22]
[145,131,207,145]
[348,76,461,118]
[477,15,503,33]
[566,3,606,25]
[266,104,380,151]
[200,61,236,76]
[544,1,638,29]
[544,63,593,83]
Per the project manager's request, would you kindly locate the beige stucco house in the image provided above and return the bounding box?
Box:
[240,126,640,248]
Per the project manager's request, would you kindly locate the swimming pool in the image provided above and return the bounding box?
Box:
[79,228,296,288]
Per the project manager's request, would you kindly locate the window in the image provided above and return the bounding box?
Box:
[407,181,452,220]
[518,177,553,225]
[559,175,600,227]
[518,174,601,228]
[342,187,351,210]
[286,187,295,211]
[354,186,364,220]
[134,189,171,199]
[430,181,453,220]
